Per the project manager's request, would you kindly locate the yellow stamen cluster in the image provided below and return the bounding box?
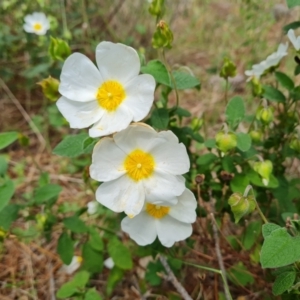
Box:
[146,203,170,219]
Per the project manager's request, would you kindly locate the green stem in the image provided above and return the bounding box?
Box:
[224,78,229,105]
[60,0,68,37]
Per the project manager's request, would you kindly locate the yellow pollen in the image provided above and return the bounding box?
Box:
[33,23,42,31]
[146,203,170,219]
[76,256,83,263]
[124,149,155,181]
[96,80,126,111]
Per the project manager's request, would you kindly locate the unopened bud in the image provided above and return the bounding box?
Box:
[256,105,274,125]
[215,130,237,153]
[152,20,173,49]
[251,77,263,97]
[148,0,165,17]
[228,192,256,223]
[220,58,237,79]
[195,174,205,185]
[253,160,273,186]
[49,36,71,61]
[37,76,60,101]
[191,117,203,131]
[249,130,263,143]
[290,137,300,153]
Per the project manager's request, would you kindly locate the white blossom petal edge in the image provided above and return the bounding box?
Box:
[288,29,300,51]
[62,256,82,274]
[57,42,156,137]
[121,188,197,247]
[23,12,50,35]
[90,123,190,217]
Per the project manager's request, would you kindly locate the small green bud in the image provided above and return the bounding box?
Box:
[228,192,256,223]
[37,76,60,101]
[18,133,30,147]
[191,117,203,131]
[148,0,165,17]
[219,58,237,79]
[249,130,263,143]
[253,160,273,186]
[250,77,263,97]
[49,36,71,61]
[256,105,274,125]
[215,130,237,153]
[36,213,47,229]
[152,20,173,49]
[290,137,300,153]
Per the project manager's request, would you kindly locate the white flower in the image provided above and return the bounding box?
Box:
[87,201,98,214]
[288,29,300,51]
[121,189,197,247]
[57,42,156,137]
[104,257,114,269]
[23,12,50,35]
[245,43,288,80]
[62,256,82,274]
[90,123,190,217]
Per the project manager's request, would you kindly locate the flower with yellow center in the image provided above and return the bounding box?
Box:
[62,256,82,274]
[57,42,156,137]
[23,12,50,35]
[90,123,190,217]
[121,189,197,247]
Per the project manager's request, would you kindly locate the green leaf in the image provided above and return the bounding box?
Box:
[0,132,18,150]
[53,133,89,158]
[107,238,133,270]
[291,85,300,101]
[89,227,104,251]
[84,288,103,300]
[272,271,296,296]
[275,72,294,91]
[204,139,216,148]
[263,85,286,103]
[230,174,249,193]
[262,223,281,238]
[0,180,14,211]
[150,108,169,129]
[56,282,78,298]
[196,153,218,166]
[63,216,89,233]
[228,262,254,286]
[0,204,19,230]
[34,184,62,204]
[225,96,245,129]
[106,267,124,296]
[57,232,74,265]
[141,60,170,86]
[82,242,103,274]
[286,0,300,8]
[242,221,262,250]
[173,107,191,117]
[145,261,164,286]
[236,133,251,152]
[283,21,300,33]
[0,156,8,176]
[171,71,200,90]
[261,228,300,268]
[295,65,300,76]
[83,137,97,153]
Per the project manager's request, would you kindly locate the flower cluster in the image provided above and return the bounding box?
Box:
[56,41,197,247]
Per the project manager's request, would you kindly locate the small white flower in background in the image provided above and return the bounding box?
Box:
[121,189,197,247]
[104,257,114,269]
[87,200,98,215]
[57,41,156,137]
[62,256,82,274]
[23,12,50,35]
[245,43,288,80]
[90,123,190,217]
[288,29,300,51]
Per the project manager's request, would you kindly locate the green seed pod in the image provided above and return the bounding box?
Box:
[251,77,263,97]
[228,192,256,223]
[49,36,71,61]
[152,20,173,49]
[290,137,300,153]
[256,105,274,125]
[220,58,237,79]
[37,76,60,101]
[191,117,203,131]
[253,160,273,186]
[215,130,237,153]
[249,130,263,143]
[148,0,165,17]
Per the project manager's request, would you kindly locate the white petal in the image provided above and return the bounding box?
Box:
[90,138,126,182]
[123,74,155,122]
[96,176,145,216]
[121,213,157,246]
[144,173,185,203]
[169,189,197,223]
[89,105,133,137]
[87,201,98,215]
[157,130,179,143]
[104,257,115,269]
[156,216,192,247]
[59,53,103,102]
[151,142,190,175]
[23,24,34,33]
[56,96,103,128]
[113,123,160,153]
[96,42,140,83]
[288,29,299,50]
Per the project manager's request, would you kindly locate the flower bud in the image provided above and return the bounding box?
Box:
[250,77,263,97]
[249,130,263,143]
[220,58,237,79]
[49,36,71,61]
[256,106,274,125]
[191,117,203,131]
[36,213,47,229]
[148,0,165,17]
[37,76,60,101]
[253,160,273,186]
[290,137,300,153]
[215,130,237,153]
[152,20,173,49]
[228,192,256,223]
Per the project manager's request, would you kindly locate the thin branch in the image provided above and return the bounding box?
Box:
[159,255,193,300]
